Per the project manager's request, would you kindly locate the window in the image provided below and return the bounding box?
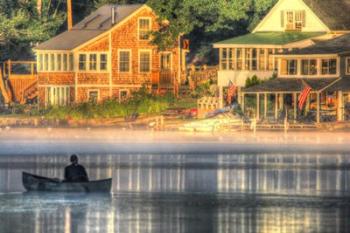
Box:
[69,54,74,71]
[321,59,337,75]
[268,49,274,70]
[138,18,151,40]
[46,86,70,106]
[301,59,317,75]
[44,54,49,71]
[139,50,151,73]
[252,49,257,71]
[346,58,350,74]
[259,49,266,70]
[100,54,108,71]
[284,10,305,31]
[221,48,228,70]
[287,60,297,75]
[237,49,242,70]
[245,49,251,70]
[57,54,62,71]
[50,54,55,71]
[88,90,99,103]
[119,90,129,103]
[63,54,68,71]
[79,54,87,71]
[160,53,171,71]
[281,59,297,75]
[119,50,130,72]
[89,54,97,71]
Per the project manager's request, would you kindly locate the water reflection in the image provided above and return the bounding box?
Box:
[0,193,350,233]
[1,153,350,196]
[1,153,350,232]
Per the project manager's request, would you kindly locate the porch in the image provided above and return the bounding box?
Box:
[241,78,349,124]
[152,71,179,95]
[1,60,38,105]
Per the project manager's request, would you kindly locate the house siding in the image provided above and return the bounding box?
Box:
[37,6,184,106]
[254,0,329,33]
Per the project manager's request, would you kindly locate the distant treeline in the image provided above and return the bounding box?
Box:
[0,0,276,63]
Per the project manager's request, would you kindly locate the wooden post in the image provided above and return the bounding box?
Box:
[219,85,224,108]
[31,62,35,76]
[256,93,260,121]
[67,0,73,30]
[293,92,297,121]
[337,91,344,121]
[275,93,278,120]
[264,93,268,119]
[8,60,11,78]
[316,92,320,123]
[241,93,245,113]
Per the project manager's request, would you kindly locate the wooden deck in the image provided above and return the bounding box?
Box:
[1,60,38,104]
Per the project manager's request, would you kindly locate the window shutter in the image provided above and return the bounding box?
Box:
[281,11,284,27]
[302,10,306,27]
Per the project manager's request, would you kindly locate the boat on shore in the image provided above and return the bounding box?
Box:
[22,172,112,193]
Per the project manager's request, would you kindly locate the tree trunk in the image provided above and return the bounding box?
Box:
[37,0,42,17]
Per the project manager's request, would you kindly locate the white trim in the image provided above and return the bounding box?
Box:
[87,89,100,102]
[37,51,74,73]
[159,51,173,71]
[346,57,350,75]
[138,17,152,41]
[45,85,71,106]
[253,0,286,33]
[138,49,152,73]
[76,52,109,73]
[118,49,132,73]
[119,89,130,103]
[278,56,340,78]
[252,0,330,33]
[275,54,338,58]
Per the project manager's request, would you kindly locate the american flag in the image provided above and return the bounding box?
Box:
[298,84,312,110]
[227,81,237,104]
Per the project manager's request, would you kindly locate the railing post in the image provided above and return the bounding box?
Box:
[8,60,11,78]
[31,62,34,76]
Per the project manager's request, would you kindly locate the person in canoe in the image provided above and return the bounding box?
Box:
[64,154,89,182]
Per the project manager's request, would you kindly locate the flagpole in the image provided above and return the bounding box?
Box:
[67,0,73,30]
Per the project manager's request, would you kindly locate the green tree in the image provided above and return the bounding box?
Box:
[0,0,65,60]
[147,0,277,60]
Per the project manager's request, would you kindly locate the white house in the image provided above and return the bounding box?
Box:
[213,0,350,95]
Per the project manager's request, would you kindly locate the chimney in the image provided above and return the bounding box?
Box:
[111,5,118,25]
[67,0,73,30]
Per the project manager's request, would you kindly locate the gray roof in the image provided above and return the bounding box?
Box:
[36,4,144,51]
[327,78,350,92]
[243,78,338,93]
[281,33,350,55]
[303,0,350,31]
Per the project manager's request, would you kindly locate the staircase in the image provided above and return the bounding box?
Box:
[20,80,38,104]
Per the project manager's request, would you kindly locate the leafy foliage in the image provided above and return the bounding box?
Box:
[245,75,263,88]
[0,0,277,62]
[44,88,176,120]
[0,0,66,60]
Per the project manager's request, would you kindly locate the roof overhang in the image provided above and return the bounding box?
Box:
[274,53,339,58]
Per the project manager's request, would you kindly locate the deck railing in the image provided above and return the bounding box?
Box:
[3,60,37,78]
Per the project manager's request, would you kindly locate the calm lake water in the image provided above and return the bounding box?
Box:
[1,151,350,233]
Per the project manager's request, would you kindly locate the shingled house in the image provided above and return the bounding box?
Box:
[35,4,188,106]
[213,0,350,99]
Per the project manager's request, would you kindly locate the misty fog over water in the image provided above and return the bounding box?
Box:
[1,129,350,233]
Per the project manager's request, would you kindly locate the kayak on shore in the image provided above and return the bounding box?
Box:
[22,172,112,193]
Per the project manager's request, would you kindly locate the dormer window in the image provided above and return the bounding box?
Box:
[281,10,305,31]
[138,18,151,40]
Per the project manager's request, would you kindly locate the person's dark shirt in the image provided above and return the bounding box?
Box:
[64,164,89,182]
